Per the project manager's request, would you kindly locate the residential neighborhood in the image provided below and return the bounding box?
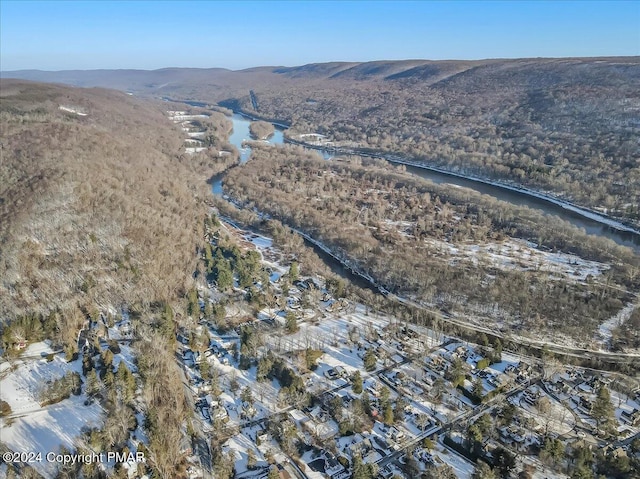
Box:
[166,216,640,479]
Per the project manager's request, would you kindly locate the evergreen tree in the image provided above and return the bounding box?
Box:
[200,357,211,381]
[102,349,114,371]
[493,339,503,362]
[380,386,390,408]
[591,385,615,434]
[210,367,222,397]
[215,259,233,291]
[361,390,371,416]
[363,349,377,371]
[103,369,115,390]
[289,261,299,282]
[204,243,214,273]
[85,369,100,397]
[158,303,174,340]
[351,370,363,394]
[82,353,94,375]
[352,454,376,479]
[187,288,199,317]
[241,386,253,405]
[116,363,136,403]
[383,403,394,425]
[204,300,213,320]
[285,312,299,334]
[394,396,407,422]
[493,447,516,478]
[473,376,484,399]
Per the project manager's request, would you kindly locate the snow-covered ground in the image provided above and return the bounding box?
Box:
[1,396,104,478]
[516,389,575,436]
[433,443,474,479]
[427,238,608,283]
[1,342,73,415]
[185,146,207,154]
[59,105,87,116]
[596,300,636,349]
[201,216,632,479]
[168,114,208,121]
[0,342,105,478]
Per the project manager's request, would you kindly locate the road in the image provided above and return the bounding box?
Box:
[376,378,537,469]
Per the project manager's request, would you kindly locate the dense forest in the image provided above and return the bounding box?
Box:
[0,81,209,319]
[11,58,638,227]
[244,59,640,227]
[224,144,640,347]
[0,80,226,477]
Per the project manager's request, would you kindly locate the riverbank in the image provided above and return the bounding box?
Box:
[283,136,640,240]
[173,99,640,245]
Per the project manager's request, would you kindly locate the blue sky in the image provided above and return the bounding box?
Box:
[1,0,638,71]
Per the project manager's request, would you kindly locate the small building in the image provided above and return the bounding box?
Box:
[621,409,640,426]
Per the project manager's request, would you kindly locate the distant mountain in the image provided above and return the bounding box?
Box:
[5,57,639,225]
[5,56,638,95]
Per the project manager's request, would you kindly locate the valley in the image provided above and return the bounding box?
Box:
[1,61,640,479]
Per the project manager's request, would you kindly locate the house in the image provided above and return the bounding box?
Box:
[324,369,339,380]
[602,445,628,460]
[522,389,540,405]
[366,386,380,398]
[324,453,344,477]
[499,426,525,447]
[620,409,640,426]
[386,427,405,442]
[335,366,347,378]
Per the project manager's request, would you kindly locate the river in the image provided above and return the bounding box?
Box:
[401,164,640,250]
[211,114,639,252]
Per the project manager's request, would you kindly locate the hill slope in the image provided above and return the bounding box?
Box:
[0,80,207,323]
[4,57,640,227]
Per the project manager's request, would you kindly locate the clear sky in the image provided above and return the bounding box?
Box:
[1,0,638,71]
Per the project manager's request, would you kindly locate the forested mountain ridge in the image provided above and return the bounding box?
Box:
[0,80,232,477]
[5,57,639,227]
[0,80,207,325]
[251,58,640,229]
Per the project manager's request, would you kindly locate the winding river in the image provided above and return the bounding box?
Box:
[202,111,640,364]
[210,114,639,252]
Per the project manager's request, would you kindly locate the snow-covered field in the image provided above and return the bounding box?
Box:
[0,342,105,478]
[596,300,637,349]
[433,444,474,479]
[427,238,608,283]
[1,396,104,478]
